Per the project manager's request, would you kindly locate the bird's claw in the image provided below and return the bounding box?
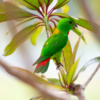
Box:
[56,62,63,70]
[53,58,63,69]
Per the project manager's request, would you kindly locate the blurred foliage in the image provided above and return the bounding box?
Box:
[0,0,100,99]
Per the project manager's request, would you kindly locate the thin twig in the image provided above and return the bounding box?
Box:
[77,0,100,39]
[0,59,70,100]
[84,63,100,89]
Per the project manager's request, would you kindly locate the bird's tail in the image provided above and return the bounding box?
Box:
[34,58,50,73]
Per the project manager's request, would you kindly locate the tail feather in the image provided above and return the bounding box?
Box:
[33,56,47,66]
[34,58,50,73]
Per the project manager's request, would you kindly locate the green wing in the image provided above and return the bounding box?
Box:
[41,33,68,58]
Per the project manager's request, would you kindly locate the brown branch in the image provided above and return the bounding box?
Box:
[0,59,70,100]
[84,63,100,89]
[77,0,100,39]
[70,83,86,100]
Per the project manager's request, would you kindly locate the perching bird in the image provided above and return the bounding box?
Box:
[33,18,77,73]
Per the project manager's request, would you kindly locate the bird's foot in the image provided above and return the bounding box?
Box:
[53,58,63,69]
[56,62,63,70]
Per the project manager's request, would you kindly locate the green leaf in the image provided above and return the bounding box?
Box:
[17,0,43,10]
[44,0,53,6]
[60,40,72,72]
[6,17,34,35]
[52,13,100,34]
[58,72,65,87]
[72,27,86,44]
[30,21,44,45]
[0,2,32,22]
[4,24,38,56]
[54,0,70,9]
[72,17,99,32]
[59,68,67,86]
[73,57,100,81]
[52,13,70,17]
[67,57,80,85]
[68,34,82,71]
[48,78,61,86]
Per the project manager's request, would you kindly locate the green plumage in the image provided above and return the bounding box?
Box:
[42,32,68,59]
[33,18,76,73]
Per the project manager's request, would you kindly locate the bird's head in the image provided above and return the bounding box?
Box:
[57,18,77,35]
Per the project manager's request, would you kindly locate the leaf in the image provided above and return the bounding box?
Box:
[44,0,53,6]
[54,0,70,9]
[52,13,100,34]
[17,0,43,10]
[6,17,34,35]
[59,68,67,86]
[48,78,61,86]
[73,57,100,81]
[72,27,86,44]
[10,67,63,90]
[4,24,38,56]
[60,40,72,72]
[61,4,69,13]
[58,72,65,87]
[52,13,70,17]
[30,96,43,100]
[67,57,80,85]
[30,21,44,45]
[68,33,83,71]
[5,0,23,7]
[0,2,32,22]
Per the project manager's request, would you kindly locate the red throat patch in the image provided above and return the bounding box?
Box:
[67,32,69,35]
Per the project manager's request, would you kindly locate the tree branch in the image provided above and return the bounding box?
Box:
[0,59,70,100]
[84,63,100,89]
[70,83,86,100]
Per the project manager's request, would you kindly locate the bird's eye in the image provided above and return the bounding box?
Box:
[69,21,72,24]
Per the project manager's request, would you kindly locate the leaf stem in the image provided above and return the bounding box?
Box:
[50,19,57,28]
[43,15,51,38]
[46,0,50,15]
[48,8,54,18]
[32,14,43,21]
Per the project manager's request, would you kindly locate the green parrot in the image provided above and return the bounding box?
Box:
[33,18,77,73]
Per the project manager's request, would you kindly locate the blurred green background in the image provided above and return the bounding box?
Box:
[0,0,100,100]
